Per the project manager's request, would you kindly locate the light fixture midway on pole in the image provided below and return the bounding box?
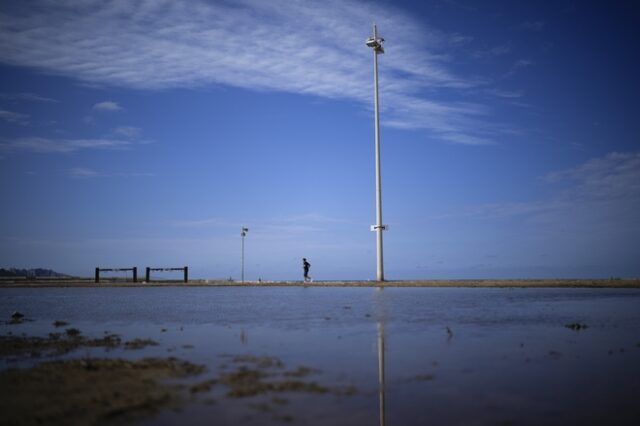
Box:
[366,24,387,282]
[241,227,248,283]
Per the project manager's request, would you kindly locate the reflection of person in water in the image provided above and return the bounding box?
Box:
[303,258,311,282]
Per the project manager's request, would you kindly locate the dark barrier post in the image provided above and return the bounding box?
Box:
[145,267,150,282]
[184,266,188,283]
[133,267,137,283]
[95,267,100,283]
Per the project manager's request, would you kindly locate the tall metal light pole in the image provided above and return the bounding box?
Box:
[366,24,386,281]
[241,227,248,282]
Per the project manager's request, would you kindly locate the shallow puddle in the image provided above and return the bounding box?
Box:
[1,287,640,425]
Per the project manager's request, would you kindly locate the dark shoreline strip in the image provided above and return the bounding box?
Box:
[1,279,639,288]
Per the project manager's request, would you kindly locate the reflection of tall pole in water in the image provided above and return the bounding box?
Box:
[378,321,386,426]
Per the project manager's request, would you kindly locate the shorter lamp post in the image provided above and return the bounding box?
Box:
[241,227,249,283]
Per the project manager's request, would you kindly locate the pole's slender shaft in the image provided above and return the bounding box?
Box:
[373,24,384,281]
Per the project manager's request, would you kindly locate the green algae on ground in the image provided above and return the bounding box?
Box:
[186,354,360,423]
[65,327,81,337]
[0,332,160,359]
[0,333,122,358]
[190,378,218,394]
[219,366,330,398]
[229,354,284,369]
[413,374,435,382]
[565,323,589,331]
[124,338,159,350]
[0,357,205,426]
[283,366,321,378]
[209,354,356,399]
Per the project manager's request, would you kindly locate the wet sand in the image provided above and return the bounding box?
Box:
[1,278,639,288]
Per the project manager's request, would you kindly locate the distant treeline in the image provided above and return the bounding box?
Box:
[0,268,69,278]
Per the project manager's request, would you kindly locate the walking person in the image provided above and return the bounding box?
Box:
[302,258,312,283]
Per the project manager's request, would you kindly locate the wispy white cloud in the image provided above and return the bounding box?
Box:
[0,0,508,145]
[0,92,58,103]
[173,217,235,229]
[428,200,552,221]
[544,151,640,201]
[0,109,29,125]
[174,212,345,231]
[503,59,534,78]
[485,88,524,99]
[68,167,155,178]
[252,213,350,238]
[473,43,512,59]
[68,167,100,178]
[93,101,122,111]
[113,126,141,139]
[0,137,131,153]
[432,151,640,221]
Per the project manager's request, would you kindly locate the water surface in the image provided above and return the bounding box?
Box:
[2,287,639,425]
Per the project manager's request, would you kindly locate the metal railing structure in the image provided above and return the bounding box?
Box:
[145,267,188,283]
[95,267,137,283]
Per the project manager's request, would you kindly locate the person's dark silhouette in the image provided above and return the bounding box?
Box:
[303,258,311,282]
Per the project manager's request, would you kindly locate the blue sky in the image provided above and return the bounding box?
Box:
[1,0,639,280]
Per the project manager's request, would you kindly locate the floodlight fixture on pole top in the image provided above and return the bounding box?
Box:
[241,227,249,283]
[366,23,387,282]
[366,31,385,54]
